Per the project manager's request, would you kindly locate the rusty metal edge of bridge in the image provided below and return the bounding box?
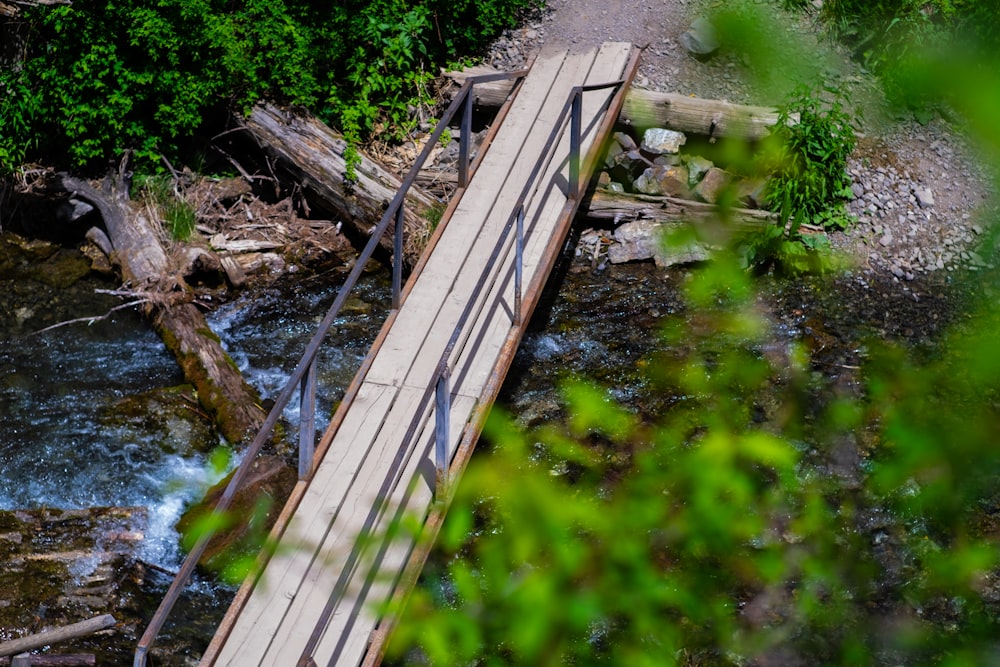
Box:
[200,43,640,667]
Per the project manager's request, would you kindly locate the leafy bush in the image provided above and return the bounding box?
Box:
[760,85,856,229]
[386,247,1000,665]
[0,0,541,175]
[819,0,1000,115]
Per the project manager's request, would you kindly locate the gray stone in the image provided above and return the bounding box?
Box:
[633,165,690,198]
[613,131,637,151]
[607,220,709,267]
[653,154,682,166]
[608,148,652,184]
[603,137,625,170]
[736,178,769,208]
[914,187,935,208]
[679,17,719,58]
[640,128,687,155]
[692,167,731,204]
[686,155,714,185]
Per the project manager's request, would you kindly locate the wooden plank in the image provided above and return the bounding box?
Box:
[395,46,601,390]
[258,390,473,665]
[435,44,634,398]
[312,395,477,666]
[365,47,577,389]
[213,383,401,665]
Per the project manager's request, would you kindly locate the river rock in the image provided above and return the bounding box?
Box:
[679,17,720,58]
[176,454,296,573]
[633,165,690,198]
[914,187,935,208]
[686,155,714,185]
[607,220,709,268]
[736,177,770,208]
[640,128,687,155]
[607,147,652,184]
[613,130,638,151]
[0,507,146,635]
[692,167,731,204]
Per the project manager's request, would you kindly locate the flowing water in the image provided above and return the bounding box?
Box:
[0,246,392,663]
[0,228,963,663]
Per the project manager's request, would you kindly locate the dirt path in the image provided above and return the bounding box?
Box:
[487,0,993,282]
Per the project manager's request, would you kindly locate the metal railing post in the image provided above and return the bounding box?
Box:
[570,87,582,199]
[392,203,405,309]
[434,368,451,491]
[459,86,473,189]
[298,360,317,480]
[514,203,524,326]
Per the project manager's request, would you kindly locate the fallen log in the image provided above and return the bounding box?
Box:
[582,188,776,230]
[52,171,266,444]
[0,655,95,666]
[442,67,790,141]
[441,65,514,108]
[0,616,115,657]
[242,103,438,266]
[620,90,795,141]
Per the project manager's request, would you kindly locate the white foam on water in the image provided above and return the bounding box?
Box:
[139,452,234,570]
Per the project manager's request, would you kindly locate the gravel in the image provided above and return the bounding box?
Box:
[476,0,996,282]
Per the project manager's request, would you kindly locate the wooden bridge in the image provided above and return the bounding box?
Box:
[136,42,639,667]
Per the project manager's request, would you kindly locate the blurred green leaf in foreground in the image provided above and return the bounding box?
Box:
[383,2,1000,665]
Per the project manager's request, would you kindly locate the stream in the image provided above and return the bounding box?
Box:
[0,230,963,664]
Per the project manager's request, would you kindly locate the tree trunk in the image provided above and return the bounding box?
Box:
[53,172,266,444]
[442,67,791,141]
[242,103,438,266]
[620,90,795,141]
[582,188,776,230]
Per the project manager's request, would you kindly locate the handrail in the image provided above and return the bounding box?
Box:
[133,68,527,667]
[294,77,627,666]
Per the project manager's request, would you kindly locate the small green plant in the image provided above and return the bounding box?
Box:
[138,175,197,241]
[760,85,857,230]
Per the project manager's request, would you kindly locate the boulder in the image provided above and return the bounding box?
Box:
[634,165,691,198]
[692,167,732,204]
[914,187,935,208]
[736,177,770,208]
[607,147,653,184]
[640,128,687,155]
[679,17,720,58]
[607,220,709,268]
[613,130,638,151]
[686,155,714,185]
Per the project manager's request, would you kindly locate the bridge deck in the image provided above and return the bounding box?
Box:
[201,42,638,667]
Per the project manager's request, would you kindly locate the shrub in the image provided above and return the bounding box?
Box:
[1,0,542,175]
[760,85,856,229]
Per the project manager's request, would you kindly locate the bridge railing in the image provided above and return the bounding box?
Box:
[133,69,527,667]
[291,76,629,667]
[429,79,628,486]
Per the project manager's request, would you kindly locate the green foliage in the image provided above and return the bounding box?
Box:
[382,6,1000,665]
[0,71,39,174]
[760,85,857,229]
[137,175,197,241]
[4,0,541,174]
[820,0,1000,116]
